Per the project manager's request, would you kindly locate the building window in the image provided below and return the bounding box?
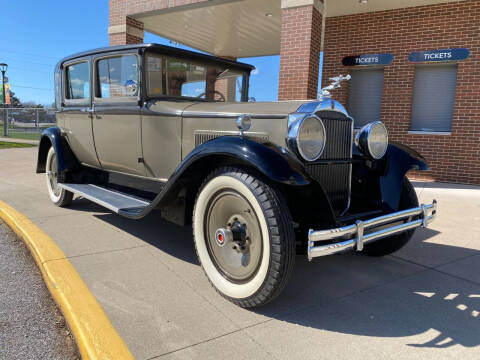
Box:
[65,61,89,100]
[97,54,139,98]
[410,64,457,132]
[347,68,384,128]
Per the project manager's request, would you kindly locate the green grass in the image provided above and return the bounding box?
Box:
[0,141,36,149]
[5,132,41,141]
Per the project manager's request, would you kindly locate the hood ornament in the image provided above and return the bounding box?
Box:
[318,74,351,100]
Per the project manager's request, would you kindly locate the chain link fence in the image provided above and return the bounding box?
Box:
[0,108,56,141]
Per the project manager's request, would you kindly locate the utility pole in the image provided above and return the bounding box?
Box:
[0,63,8,137]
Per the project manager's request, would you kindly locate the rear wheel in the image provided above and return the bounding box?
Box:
[193,167,295,307]
[45,146,73,207]
[363,177,418,256]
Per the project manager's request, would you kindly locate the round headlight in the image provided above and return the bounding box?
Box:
[356,121,388,159]
[289,115,326,161]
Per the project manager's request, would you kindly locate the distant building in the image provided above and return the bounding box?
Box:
[109,0,480,184]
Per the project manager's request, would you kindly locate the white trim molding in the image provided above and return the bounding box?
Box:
[408,131,452,136]
[108,24,144,39]
[281,0,324,14]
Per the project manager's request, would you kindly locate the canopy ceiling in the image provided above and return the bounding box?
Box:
[132,0,464,57]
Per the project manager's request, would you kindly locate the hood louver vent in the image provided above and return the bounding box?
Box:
[195,130,269,147]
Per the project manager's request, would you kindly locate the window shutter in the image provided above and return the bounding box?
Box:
[348,68,384,128]
[410,65,457,132]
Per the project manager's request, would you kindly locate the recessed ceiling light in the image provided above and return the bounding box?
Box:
[359,0,368,3]
[265,13,273,17]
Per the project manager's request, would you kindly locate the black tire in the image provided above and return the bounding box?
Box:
[362,177,418,256]
[192,167,295,308]
[45,147,73,207]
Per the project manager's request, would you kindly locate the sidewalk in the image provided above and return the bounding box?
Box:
[1,147,479,359]
[0,136,39,145]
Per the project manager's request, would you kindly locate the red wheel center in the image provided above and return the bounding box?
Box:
[217,233,224,243]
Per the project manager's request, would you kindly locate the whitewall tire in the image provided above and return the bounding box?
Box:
[45,146,73,207]
[193,167,295,307]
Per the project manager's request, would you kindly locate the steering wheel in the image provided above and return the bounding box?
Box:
[196,90,226,102]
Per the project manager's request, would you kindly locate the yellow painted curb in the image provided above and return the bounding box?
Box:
[0,200,134,360]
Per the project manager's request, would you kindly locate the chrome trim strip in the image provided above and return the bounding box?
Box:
[341,118,354,216]
[182,111,287,120]
[79,163,168,183]
[307,200,437,260]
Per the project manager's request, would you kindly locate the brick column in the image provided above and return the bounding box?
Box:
[215,56,238,101]
[109,0,144,45]
[278,0,323,100]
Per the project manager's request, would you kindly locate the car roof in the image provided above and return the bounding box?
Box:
[57,43,255,72]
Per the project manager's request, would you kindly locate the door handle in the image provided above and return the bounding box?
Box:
[81,108,95,119]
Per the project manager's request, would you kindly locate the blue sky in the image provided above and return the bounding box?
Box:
[2,0,322,106]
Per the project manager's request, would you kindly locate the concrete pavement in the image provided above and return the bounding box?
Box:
[1,146,479,359]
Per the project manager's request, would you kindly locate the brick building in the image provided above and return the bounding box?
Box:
[108,0,480,184]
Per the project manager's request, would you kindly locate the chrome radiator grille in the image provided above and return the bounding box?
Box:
[307,112,353,214]
[195,130,269,147]
[307,163,351,214]
[318,117,353,160]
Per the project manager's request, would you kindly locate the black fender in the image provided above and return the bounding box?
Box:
[36,127,79,180]
[380,142,429,210]
[121,136,336,226]
[174,136,310,186]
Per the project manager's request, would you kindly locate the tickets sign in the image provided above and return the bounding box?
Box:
[342,53,394,66]
[408,48,470,63]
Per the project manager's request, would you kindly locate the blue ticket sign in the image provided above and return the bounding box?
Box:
[408,48,470,62]
[342,53,394,66]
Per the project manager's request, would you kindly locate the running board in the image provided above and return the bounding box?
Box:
[58,183,151,215]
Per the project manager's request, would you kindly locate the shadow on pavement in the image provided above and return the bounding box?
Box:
[73,199,480,349]
[94,209,199,265]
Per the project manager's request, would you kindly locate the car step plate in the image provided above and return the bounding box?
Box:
[58,183,151,214]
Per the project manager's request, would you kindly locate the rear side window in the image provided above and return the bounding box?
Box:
[96,55,139,99]
[65,62,89,100]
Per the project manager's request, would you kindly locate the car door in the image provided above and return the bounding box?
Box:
[61,57,101,167]
[91,52,145,176]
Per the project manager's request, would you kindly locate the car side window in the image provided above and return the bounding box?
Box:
[65,62,89,100]
[145,53,246,102]
[96,54,139,99]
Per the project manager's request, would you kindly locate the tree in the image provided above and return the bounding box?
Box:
[21,100,44,109]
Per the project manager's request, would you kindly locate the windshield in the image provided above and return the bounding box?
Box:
[146,53,247,102]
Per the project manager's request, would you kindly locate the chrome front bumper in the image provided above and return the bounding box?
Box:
[307,200,437,260]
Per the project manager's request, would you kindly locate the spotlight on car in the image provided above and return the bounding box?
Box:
[236,114,251,135]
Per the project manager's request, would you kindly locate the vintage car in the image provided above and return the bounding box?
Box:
[37,43,437,307]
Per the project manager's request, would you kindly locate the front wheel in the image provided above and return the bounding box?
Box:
[45,146,73,207]
[193,167,295,308]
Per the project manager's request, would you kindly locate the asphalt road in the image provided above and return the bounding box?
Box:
[0,220,79,360]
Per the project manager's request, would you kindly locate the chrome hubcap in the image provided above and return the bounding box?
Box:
[215,228,232,247]
[205,190,263,283]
